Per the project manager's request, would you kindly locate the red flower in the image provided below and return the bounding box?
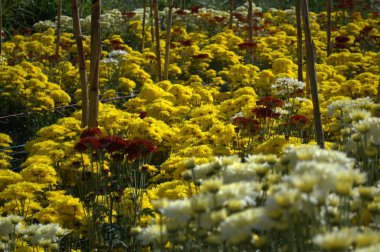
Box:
[192,53,209,59]
[124,139,156,161]
[179,39,193,46]
[75,137,104,152]
[252,107,280,119]
[335,36,350,43]
[256,97,284,109]
[233,117,261,133]
[80,127,102,139]
[100,136,129,153]
[238,42,258,50]
[189,5,202,13]
[290,115,308,126]
[122,12,136,19]
[139,111,148,119]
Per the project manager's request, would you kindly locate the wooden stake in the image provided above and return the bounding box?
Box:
[141,0,147,52]
[247,0,254,63]
[301,0,325,149]
[327,0,333,56]
[296,0,303,82]
[163,0,173,80]
[88,0,101,128]
[152,0,162,81]
[71,0,88,127]
[56,0,62,60]
[0,0,3,56]
[229,0,234,29]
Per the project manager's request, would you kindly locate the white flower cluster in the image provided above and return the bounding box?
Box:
[0,215,70,250]
[137,146,372,249]
[271,77,305,96]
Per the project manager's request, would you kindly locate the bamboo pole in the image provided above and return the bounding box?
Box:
[229,0,234,29]
[141,0,147,52]
[56,0,62,60]
[163,0,173,80]
[296,0,303,82]
[301,0,325,148]
[376,78,380,116]
[0,0,2,56]
[247,0,254,63]
[152,0,162,81]
[150,0,154,43]
[248,0,253,43]
[88,0,101,128]
[327,0,333,56]
[71,0,88,127]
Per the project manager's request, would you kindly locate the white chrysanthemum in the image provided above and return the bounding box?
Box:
[354,117,380,145]
[347,109,372,123]
[217,181,261,206]
[108,50,127,58]
[313,228,357,250]
[137,224,167,246]
[160,199,192,222]
[271,77,305,96]
[219,208,268,241]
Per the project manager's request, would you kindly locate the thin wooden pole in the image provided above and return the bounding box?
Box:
[0,0,2,56]
[163,0,173,80]
[296,0,303,82]
[327,0,333,56]
[301,0,325,149]
[71,0,88,127]
[376,77,380,111]
[229,0,234,29]
[152,0,162,81]
[247,0,254,63]
[150,0,154,43]
[141,0,147,52]
[88,0,101,128]
[56,0,62,60]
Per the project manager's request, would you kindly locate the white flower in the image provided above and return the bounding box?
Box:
[137,224,167,245]
[354,117,380,145]
[108,50,127,58]
[160,200,192,223]
[313,228,357,250]
[219,208,268,241]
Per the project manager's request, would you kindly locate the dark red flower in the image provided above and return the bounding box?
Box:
[252,107,280,119]
[256,97,284,109]
[123,11,136,19]
[100,136,129,153]
[124,139,156,161]
[189,5,202,13]
[335,36,350,43]
[290,115,308,126]
[233,117,261,133]
[74,141,88,152]
[179,39,193,46]
[80,127,102,139]
[139,111,148,119]
[238,42,258,50]
[77,137,104,150]
[192,53,209,59]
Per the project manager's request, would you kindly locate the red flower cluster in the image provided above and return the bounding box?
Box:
[75,128,156,161]
[233,117,260,134]
[290,115,308,126]
[256,97,284,109]
[238,42,258,50]
[253,97,284,119]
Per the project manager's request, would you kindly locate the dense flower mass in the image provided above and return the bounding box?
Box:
[0,1,380,251]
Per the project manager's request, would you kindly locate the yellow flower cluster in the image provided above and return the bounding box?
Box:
[0,62,71,110]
